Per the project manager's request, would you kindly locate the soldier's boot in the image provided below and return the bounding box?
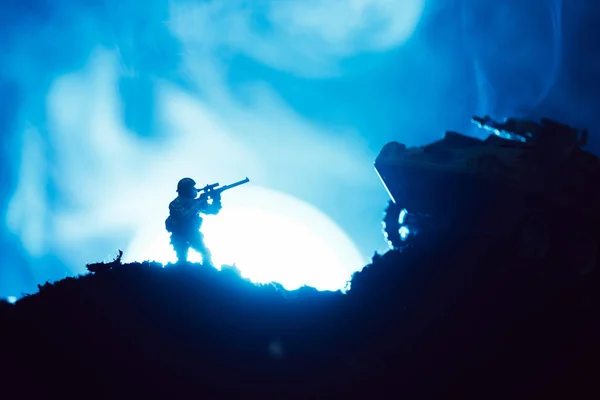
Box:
[200,249,214,268]
[173,246,189,263]
[190,233,214,267]
[170,234,189,264]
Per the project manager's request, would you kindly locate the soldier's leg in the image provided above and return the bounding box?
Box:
[170,234,189,263]
[189,231,213,266]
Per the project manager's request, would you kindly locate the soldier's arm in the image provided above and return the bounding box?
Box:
[203,198,222,215]
[171,199,201,219]
[199,191,222,215]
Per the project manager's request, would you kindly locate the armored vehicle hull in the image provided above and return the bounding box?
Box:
[375,120,600,277]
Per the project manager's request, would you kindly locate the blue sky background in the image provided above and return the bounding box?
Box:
[2,0,599,297]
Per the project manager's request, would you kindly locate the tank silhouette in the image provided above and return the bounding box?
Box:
[375,116,600,276]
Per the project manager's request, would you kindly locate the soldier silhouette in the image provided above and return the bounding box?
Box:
[165,177,221,265]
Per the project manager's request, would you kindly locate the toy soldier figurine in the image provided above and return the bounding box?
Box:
[165,178,221,266]
[165,176,250,266]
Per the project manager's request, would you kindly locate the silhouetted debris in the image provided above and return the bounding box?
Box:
[0,229,598,399]
[86,249,124,273]
[371,251,382,263]
[0,298,13,313]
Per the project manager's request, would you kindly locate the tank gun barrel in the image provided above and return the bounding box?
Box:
[471,115,513,136]
[473,115,589,147]
[471,115,490,128]
[471,115,538,142]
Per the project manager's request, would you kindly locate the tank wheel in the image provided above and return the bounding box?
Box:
[477,155,503,179]
[382,200,404,250]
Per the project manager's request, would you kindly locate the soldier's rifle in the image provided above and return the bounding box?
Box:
[197,177,250,200]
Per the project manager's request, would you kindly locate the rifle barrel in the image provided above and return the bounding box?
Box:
[198,177,249,196]
[222,177,250,191]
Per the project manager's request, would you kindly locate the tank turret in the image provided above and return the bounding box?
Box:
[472,115,588,159]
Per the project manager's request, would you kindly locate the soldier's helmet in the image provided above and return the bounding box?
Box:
[177,177,197,197]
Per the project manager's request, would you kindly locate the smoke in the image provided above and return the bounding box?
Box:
[168,0,425,77]
[4,0,597,298]
[2,0,426,295]
[460,0,563,119]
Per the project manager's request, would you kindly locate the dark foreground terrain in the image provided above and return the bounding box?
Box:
[1,230,598,398]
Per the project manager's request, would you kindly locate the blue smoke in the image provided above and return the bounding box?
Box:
[2,0,599,298]
[461,0,564,121]
[0,0,426,297]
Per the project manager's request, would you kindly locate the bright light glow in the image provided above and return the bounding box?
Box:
[4,0,425,295]
[7,296,17,304]
[399,226,410,240]
[399,209,408,224]
[125,187,366,292]
[170,0,426,76]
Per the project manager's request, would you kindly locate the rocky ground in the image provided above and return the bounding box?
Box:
[0,229,598,398]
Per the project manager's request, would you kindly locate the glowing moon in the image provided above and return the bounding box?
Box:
[124,187,365,291]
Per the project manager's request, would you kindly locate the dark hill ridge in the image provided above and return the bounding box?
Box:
[1,232,598,398]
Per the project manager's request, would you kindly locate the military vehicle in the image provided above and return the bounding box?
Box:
[375,116,600,276]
